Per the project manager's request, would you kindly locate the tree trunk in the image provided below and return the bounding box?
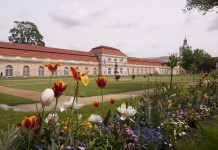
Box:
[170,68,173,88]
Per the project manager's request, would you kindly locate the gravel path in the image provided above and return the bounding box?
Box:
[0,86,152,112]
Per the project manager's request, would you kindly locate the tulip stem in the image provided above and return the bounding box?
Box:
[27,131,31,150]
[48,73,52,88]
[101,88,104,116]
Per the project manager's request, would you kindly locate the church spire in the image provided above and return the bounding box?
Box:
[179,36,192,54]
[183,35,188,45]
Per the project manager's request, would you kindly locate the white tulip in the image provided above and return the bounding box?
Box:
[88,114,102,124]
[153,67,160,76]
[40,88,54,106]
[59,97,83,112]
[117,103,137,120]
[45,113,59,124]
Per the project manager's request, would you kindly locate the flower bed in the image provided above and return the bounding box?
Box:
[0,63,217,150]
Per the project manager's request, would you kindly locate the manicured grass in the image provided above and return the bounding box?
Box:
[0,75,199,97]
[177,116,218,150]
[0,97,140,131]
[0,92,38,106]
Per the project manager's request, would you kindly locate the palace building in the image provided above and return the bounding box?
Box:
[0,41,177,77]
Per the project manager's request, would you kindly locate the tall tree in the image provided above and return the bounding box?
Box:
[166,53,179,88]
[180,48,215,73]
[185,0,218,13]
[8,21,45,46]
[193,49,215,72]
[180,49,194,73]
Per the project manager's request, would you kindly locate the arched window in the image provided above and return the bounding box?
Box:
[23,65,30,77]
[93,68,97,75]
[120,68,123,75]
[132,68,134,75]
[6,65,13,77]
[108,68,111,75]
[64,67,69,76]
[39,66,44,77]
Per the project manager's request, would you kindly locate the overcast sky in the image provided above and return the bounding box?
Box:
[0,0,217,57]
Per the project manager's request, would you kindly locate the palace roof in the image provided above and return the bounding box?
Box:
[0,41,98,62]
[90,46,127,57]
[0,41,166,66]
[127,57,165,66]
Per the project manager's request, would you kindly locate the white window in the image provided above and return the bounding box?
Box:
[127,69,129,75]
[23,65,30,77]
[6,65,13,77]
[39,66,44,77]
[120,68,123,75]
[64,67,69,76]
[108,68,111,75]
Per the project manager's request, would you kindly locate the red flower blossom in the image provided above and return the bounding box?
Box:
[95,76,108,88]
[52,81,67,97]
[43,62,61,73]
[17,113,41,134]
[70,67,89,86]
[93,101,100,107]
[202,72,208,78]
[109,98,116,104]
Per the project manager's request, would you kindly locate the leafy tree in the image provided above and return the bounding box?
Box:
[180,49,194,73]
[193,49,215,72]
[185,0,218,13]
[8,21,45,46]
[180,48,215,73]
[166,54,179,88]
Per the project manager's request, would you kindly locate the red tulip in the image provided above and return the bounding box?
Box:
[95,76,108,88]
[43,62,61,73]
[109,98,116,104]
[52,81,67,97]
[93,101,100,107]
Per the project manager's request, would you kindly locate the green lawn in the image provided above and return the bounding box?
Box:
[177,116,218,150]
[0,92,37,106]
[0,75,199,97]
[0,97,140,131]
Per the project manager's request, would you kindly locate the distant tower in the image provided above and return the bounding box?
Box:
[179,36,192,55]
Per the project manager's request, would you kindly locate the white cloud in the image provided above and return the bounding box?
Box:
[51,3,87,27]
[207,16,218,31]
[107,19,139,28]
[0,0,217,57]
